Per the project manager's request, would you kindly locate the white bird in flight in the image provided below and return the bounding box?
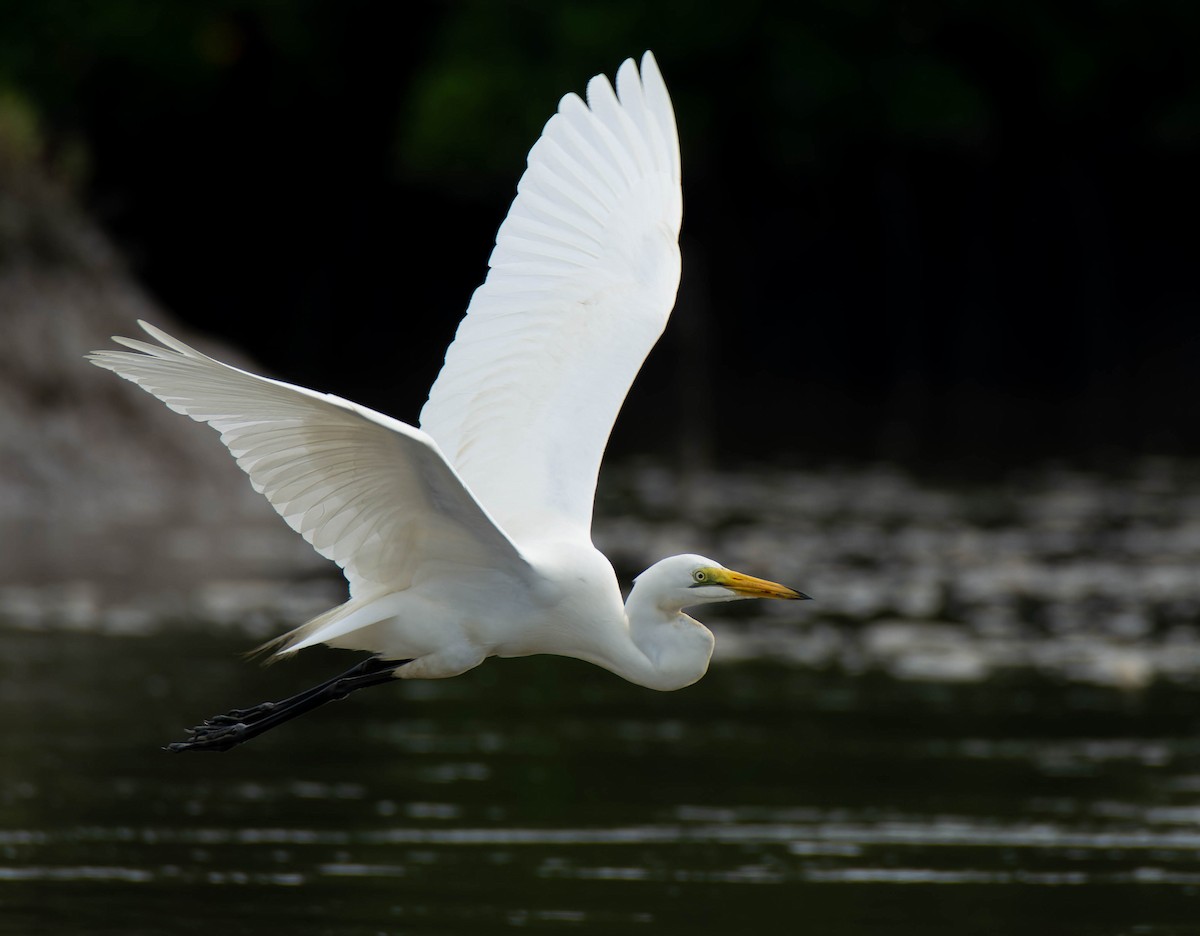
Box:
[89,52,808,753]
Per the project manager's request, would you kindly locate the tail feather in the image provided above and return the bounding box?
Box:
[249,592,402,661]
[249,596,372,662]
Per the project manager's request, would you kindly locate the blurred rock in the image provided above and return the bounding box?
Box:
[0,154,330,625]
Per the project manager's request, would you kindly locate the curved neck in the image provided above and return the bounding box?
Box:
[605,578,714,691]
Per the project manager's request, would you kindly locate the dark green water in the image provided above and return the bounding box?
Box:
[4,628,1200,934]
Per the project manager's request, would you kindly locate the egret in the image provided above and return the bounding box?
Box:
[89,52,809,753]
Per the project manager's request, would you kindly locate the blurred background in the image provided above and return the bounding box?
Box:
[4,3,1200,934]
[3,0,1197,592]
[3,0,1197,466]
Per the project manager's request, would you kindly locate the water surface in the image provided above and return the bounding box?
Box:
[7,462,1200,932]
[4,627,1200,934]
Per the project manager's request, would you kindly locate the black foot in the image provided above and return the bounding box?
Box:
[165,656,411,753]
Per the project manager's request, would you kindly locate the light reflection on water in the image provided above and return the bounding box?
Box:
[10,462,1200,687]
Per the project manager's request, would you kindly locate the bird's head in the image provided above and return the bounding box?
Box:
[633,553,810,612]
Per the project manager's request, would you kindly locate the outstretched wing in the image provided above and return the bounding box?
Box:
[419,51,682,547]
[89,322,530,598]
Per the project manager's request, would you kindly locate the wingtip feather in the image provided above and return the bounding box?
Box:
[137,320,207,359]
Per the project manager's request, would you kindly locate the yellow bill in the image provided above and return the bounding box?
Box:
[709,568,811,600]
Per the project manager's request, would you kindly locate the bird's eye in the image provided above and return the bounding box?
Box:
[692,570,707,583]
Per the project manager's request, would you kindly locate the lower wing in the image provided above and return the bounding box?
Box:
[89,321,531,597]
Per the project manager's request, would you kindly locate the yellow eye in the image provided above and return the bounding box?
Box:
[692,569,708,583]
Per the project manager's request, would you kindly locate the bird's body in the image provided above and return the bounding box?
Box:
[301,540,654,686]
[89,52,807,752]
[326,544,715,692]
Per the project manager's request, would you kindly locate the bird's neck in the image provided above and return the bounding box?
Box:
[607,579,715,691]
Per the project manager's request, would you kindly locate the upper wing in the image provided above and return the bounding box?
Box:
[89,322,530,598]
[419,51,683,547]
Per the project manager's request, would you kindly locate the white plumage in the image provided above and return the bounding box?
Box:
[89,53,806,752]
[421,54,682,544]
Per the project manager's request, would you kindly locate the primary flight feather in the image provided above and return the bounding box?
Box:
[89,52,808,753]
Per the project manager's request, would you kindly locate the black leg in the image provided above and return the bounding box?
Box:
[165,656,412,753]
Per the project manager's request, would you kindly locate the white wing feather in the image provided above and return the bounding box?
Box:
[88,322,530,598]
[419,52,683,547]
